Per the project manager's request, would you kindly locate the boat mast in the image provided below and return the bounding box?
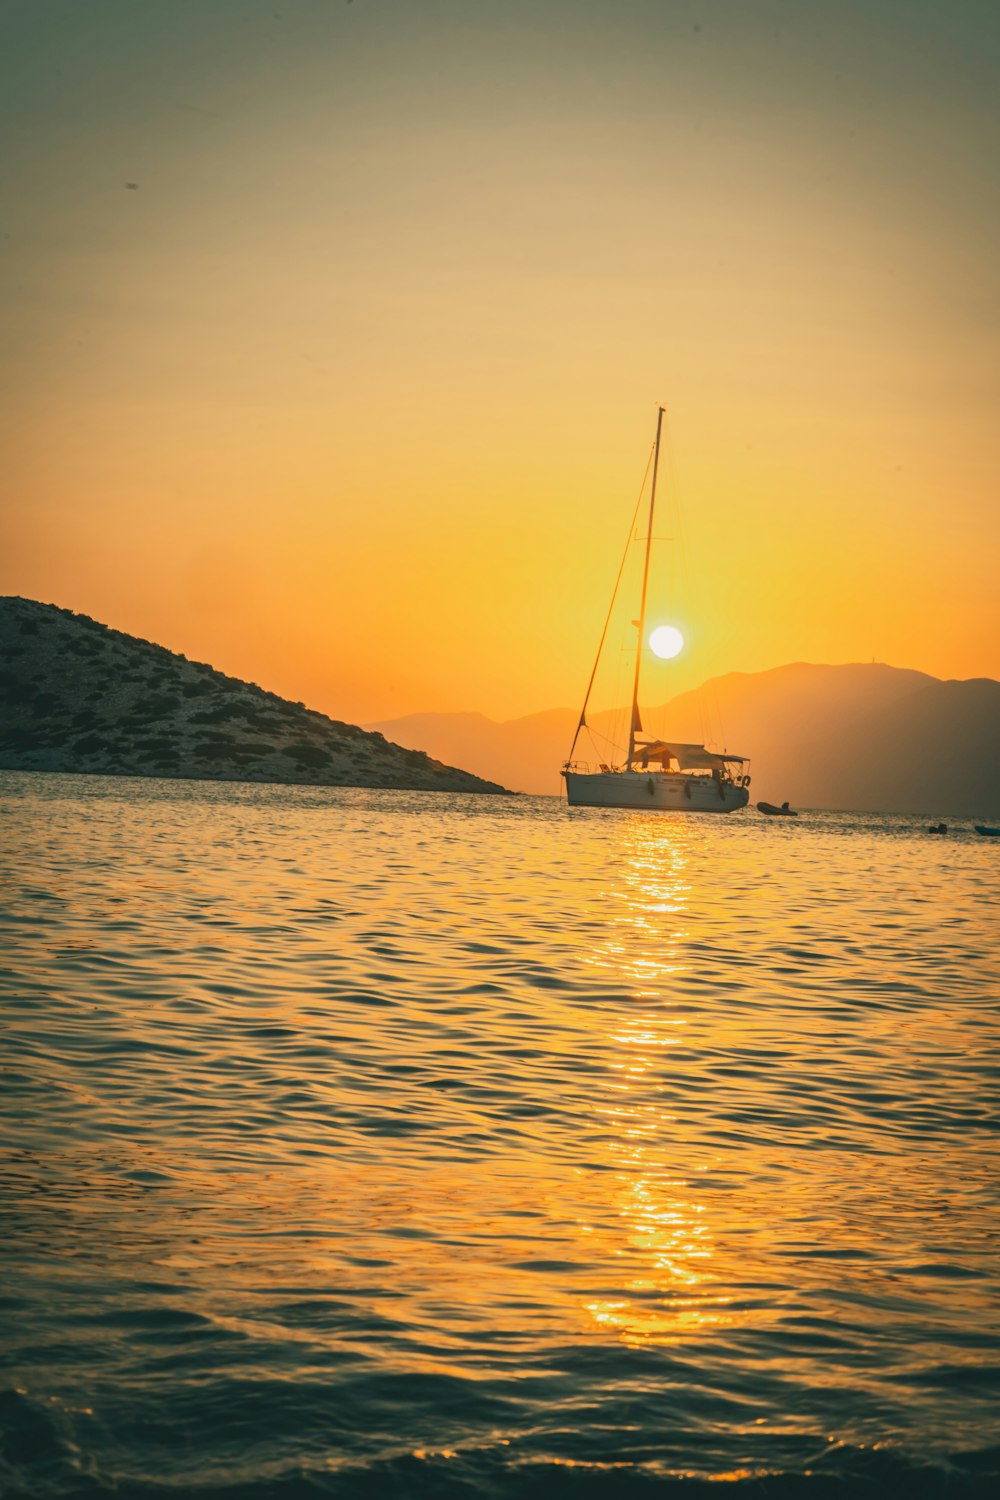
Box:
[564,446,653,767]
[627,405,665,769]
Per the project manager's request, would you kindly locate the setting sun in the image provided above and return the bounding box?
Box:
[649,625,684,660]
[2,4,999,1496]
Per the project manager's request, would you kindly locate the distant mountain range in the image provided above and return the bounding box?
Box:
[4,597,995,815]
[0,598,507,795]
[368,663,1000,817]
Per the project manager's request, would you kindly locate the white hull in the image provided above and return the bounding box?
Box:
[563,770,748,813]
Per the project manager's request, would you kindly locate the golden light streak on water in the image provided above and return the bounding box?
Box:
[578,819,734,1346]
[2,775,999,1497]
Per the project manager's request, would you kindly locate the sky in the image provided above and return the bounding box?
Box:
[1,0,998,725]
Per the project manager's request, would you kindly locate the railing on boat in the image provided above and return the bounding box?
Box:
[564,760,751,786]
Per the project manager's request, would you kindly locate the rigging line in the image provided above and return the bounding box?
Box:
[663,432,728,754]
[658,434,705,747]
[564,441,655,764]
[602,637,632,764]
[584,721,627,754]
[673,451,732,755]
[627,406,665,768]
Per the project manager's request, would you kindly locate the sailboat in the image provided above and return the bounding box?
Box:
[562,407,750,813]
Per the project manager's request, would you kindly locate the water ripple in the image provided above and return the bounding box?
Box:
[1,772,999,1498]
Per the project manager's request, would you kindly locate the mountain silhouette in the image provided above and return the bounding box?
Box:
[368,663,1000,817]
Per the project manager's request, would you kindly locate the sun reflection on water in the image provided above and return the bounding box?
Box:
[583,818,731,1346]
[5,777,1000,1488]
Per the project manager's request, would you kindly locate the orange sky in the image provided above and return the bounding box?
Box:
[2,0,998,724]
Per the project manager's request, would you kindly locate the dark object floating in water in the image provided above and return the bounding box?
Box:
[927,822,948,835]
[757,801,798,817]
[975,825,1000,837]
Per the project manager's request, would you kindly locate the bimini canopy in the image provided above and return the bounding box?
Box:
[636,740,746,771]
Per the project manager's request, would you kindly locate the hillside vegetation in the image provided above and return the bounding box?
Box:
[0,598,507,795]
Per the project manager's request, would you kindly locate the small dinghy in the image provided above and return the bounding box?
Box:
[757,801,797,817]
[927,823,947,835]
[975,825,1000,837]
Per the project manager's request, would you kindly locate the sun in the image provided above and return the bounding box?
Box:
[649,624,684,660]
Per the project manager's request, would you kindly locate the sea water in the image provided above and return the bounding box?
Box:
[1,771,998,1498]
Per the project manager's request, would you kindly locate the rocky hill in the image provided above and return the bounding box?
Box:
[0,597,508,795]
